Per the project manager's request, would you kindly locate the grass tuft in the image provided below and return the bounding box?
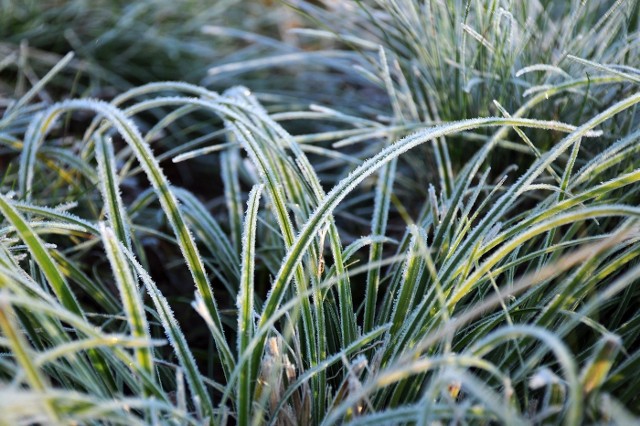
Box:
[0,0,639,424]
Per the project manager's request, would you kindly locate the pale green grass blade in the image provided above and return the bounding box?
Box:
[256,114,604,345]
[23,98,235,382]
[237,184,262,426]
[95,136,132,250]
[35,335,164,368]
[2,51,74,119]
[99,223,154,383]
[364,157,397,333]
[0,292,59,424]
[121,247,215,422]
[568,55,640,84]
[12,202,99,234]
[0,194,82,315]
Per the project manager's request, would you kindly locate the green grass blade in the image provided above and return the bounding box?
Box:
[0,292,59,424]
[99,223,154,384]
[237,184,262,426]
[121,246,215,423]
[364,157,397,333]
[24,98,234,382]
[0,194,82,315]
[95,136,132,250]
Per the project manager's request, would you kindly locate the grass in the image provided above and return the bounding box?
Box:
[0,0,639,424]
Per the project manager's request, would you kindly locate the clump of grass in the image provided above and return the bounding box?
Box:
[1,1,640,425]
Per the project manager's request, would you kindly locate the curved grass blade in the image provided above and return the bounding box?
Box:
[0,194,82,315]
[255,113,610,368]
[19,98,235,382]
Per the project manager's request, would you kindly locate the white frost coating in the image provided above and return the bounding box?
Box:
[12,202,98,234]
[568,55,640,84]
[528,367,561,389]
[570,129,640,189]
[515,64,571,78]
[19,111,49,202]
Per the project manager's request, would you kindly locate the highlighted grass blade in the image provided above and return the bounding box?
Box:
[237,184,262,426]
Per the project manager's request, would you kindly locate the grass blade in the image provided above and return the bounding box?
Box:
[237,184,262,426]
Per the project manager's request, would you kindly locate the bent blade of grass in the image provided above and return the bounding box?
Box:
[99,223,154,385]
[0,194,82,315]
[438,92,640,302]
[21,98,234,382]
[568,55,640,84]
[237,184,262,426]
[93,86,362,351]
[12,201,99,235]
[429,75,627,258]
[469,325,582,426]
[449,205,640,307]
[35,335,164,368]
[570,128,640,189]
[255,114,606,366]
